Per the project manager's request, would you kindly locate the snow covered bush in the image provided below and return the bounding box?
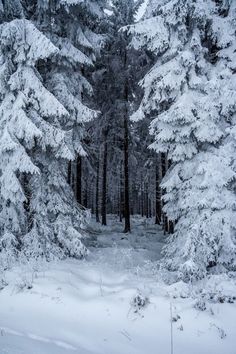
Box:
[0,232,19,270]
[127,0,236,281]
[194,298,207,312]
[131,291,149,312]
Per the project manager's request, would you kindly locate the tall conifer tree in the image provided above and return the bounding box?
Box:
[128,0,236,280]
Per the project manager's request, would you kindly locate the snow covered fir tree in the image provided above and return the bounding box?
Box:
[0,0,106,265]
[127,0,236,281]
[0,1,236,353]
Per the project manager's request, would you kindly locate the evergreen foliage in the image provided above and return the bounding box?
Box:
[0,0,106,266]
[128,0,236,280]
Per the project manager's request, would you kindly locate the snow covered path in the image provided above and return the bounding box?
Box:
[0,217,236,354]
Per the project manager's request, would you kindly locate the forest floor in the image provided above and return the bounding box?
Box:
[0,216,236,354]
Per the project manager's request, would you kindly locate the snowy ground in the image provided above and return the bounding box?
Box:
[0,216,236,354]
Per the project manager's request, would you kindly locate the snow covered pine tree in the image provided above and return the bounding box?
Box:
[127,0,236,281]
[0,0,107,266]
[27,0,106,256]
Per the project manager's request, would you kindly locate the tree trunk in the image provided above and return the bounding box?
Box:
[72,165,75,194]
[119,167,123,222]
[161,153,169,234]
[83,179,88,208]
[96,158,100,223]
[22,173,33,233]
[122,40,131,233]
[90,187,94,214]
[169,220,175,234]
[102,137,108,226]
[123,105,131,233]
[145,185,149,219]
[76,156,82,204]
[67,161,72,186]
[141,182,144,217]
[149,198,152,218]
[155,153,162,225]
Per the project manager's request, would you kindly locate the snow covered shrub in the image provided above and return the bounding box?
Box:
[172,314,181,323]
[194,298,207,312]
[55,222,89,259]
[0,231,19,289]
[0,261,7,290]
[127,0,236,281]
[210,324,227,339]
[15,273,34,292]
[15,255,49,292]
[0,274,7,290]
[0,232,18,289]
[131,291,149,312]
[0,232,19,270]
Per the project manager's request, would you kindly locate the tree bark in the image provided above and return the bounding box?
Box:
[161,153,170,234]
[155,153,162,225]
[96,158,100,223]
[67,161,72,186]
[76,156,82,204]
[122,37,131,233]
[22,173,33,233]
[149,198,152,218]
[119,165,123,222]
[123,103,131,233]
[145,184,149,219]
[102,136,108,226]
[83,179,88,208]
[141,182,144,217]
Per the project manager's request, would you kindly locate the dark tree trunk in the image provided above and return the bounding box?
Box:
[138,196,141,216]
[119,168,123,222]
[67,161,72,186]
[164,153,170,233]
[141,182,144,217]
[117,182,120,218]
[155,153,162,225]
[123,105,131,233]
[22,173,33,233]
[161,153,170,234]
[72,168,75,194]
[102,137,108,226]
[145,185,149,219]
[130,184,134,216]
[149,198,152,218]
[90,188,94,214]
[169,220,175,234]
[120,163,124,222]
[96,159,100,223]
[122,40,131,233]
[83,180,88,208]
[76,156,82,204]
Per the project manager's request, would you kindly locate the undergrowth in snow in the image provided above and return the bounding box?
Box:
[0,217,236,354]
